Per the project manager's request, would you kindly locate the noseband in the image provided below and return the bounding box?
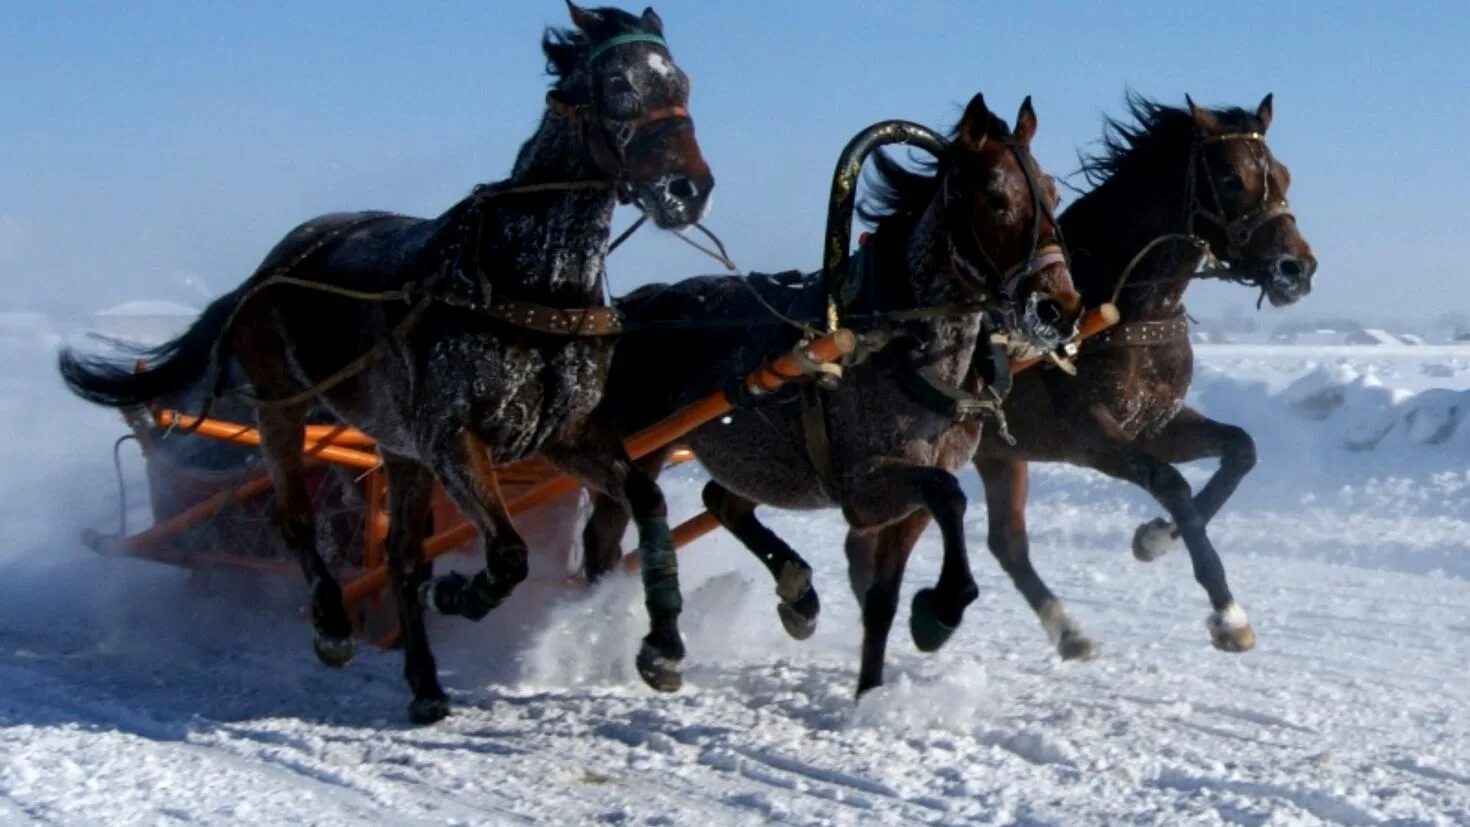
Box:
[545,33,693,193]
[1187,131,1295,261]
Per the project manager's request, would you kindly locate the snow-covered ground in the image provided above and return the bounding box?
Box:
[1,317,1467,826]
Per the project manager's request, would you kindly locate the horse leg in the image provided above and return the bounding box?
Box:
[844,465,978,654]
[379,453,449,724]
[1129,407,1258,563]
[974,457,1096,660]
[543,426,685,692]
[581,449,670,583]
[256,404,355,667]
[852,513,927,696]
[703,481,820,641]
[420,430,529,622]
[1088,440,1255,652]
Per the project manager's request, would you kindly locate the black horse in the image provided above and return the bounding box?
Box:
[60,4,713,723]
[584,95,1082,694]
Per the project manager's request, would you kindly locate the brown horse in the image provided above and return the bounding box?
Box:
[584,95,1081,695]
[59,4,713,723]
[852,93,1317,661]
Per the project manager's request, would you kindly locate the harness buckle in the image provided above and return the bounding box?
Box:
[610,120,636,150]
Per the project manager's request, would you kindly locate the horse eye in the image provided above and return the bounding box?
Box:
[1222,173,1244,191]
[986,194,1008,211]
[605,76,635,95]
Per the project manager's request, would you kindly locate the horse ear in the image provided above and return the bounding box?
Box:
[641,7,664,33]
[1255,93,1274,132]
[1013,96,1038,147]
[566,1,603,33]
[957,92,994,151]
[1186,94,1220,133]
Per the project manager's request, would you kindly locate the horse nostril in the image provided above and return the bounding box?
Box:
[1276,256,1304,279]
[1035,299,1064,328]
[665,177,698,201]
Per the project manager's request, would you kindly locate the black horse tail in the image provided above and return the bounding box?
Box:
[58,288,244,408]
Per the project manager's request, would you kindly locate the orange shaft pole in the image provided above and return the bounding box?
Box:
[623,329,857,460]
[303,423,376,446]
[153,410,381,470]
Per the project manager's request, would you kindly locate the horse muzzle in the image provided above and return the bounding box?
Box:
[1259,252,1317,307]
[632,172,712,229]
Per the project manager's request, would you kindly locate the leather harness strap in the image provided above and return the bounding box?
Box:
[1080,310,1189,353]
[798,383,838,500]
[481,296,623,336]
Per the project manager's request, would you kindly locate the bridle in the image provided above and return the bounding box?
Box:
[943,140,1069,305]
[1109,129,1297,305]
[1186,131,1295,262]
[544,32,693,202]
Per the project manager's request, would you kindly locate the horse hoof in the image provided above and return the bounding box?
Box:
[422,573,465,616]
[423,572,500,621]
[1208,603,1256,652]
[777,603,817,641]
[1058,632,1099,661]
[408,696,451,725]
[776,586,820,641]
[313,633,355,669]
[635,641,683,693]
[1132,517,1178,562]
[1211,625,1257,652]
[909,588,958,653]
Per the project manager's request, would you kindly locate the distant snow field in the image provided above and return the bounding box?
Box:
[1,316,1467,826]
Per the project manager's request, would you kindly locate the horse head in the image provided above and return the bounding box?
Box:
[544,3,713,228]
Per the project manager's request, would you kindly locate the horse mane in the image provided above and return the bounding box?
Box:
[542,8,653,78]
[855,147,944,229]
[856,108,1020,234]
[1077,91,1266,188]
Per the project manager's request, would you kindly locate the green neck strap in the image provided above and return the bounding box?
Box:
[585,33,667,63]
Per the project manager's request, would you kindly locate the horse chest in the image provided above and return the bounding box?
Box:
[431,334,610,460]
[1100,347,1193,438]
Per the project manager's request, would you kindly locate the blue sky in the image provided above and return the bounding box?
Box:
[3,1,1467,320]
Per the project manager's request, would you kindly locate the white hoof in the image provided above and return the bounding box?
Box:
[1207,602,1256,652]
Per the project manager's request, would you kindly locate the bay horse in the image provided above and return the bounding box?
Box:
[59,4,713,723]
[858,93,1317,661]
[584,95,1082,694]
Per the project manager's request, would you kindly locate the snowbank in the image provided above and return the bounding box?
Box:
[1278,363,1468,451]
